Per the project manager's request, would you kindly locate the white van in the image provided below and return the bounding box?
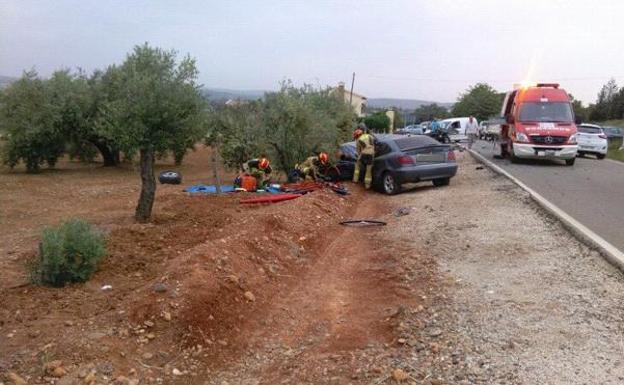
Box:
[439,117,477,142]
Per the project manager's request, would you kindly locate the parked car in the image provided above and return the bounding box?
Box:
[500,83,579,166]
[478,119,502,141]
[576,124,608,159]
[396,125,424,135]
[428,117,478,142]
[602,126,623,141]
[335,134,458,195]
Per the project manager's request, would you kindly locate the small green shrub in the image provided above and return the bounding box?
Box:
[33,219,107,287]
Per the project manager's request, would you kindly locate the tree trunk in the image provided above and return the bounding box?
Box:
[135,148,156,222]
[211,141,222,193]
[112,149,121,165]
[90,140,118,167]
[269,142,288,174]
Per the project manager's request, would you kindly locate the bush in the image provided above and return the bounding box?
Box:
[211,82,355,173]
[32,219,107,287]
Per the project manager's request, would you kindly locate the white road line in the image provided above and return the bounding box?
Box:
[468,149,624,272]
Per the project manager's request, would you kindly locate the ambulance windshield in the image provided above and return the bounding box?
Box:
[519,102,573,122]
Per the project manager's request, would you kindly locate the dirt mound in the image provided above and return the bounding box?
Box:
[0,187,356,382]
[170,190,355,361]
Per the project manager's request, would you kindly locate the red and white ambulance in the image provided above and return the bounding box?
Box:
[500,83,580,166]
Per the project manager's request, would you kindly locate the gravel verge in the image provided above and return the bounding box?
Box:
[389,152,624,384]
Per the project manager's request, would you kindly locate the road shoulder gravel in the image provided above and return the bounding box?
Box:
[390,153,624,384]
[468,147,624,272]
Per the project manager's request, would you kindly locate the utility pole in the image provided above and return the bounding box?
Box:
[349,72,355,106]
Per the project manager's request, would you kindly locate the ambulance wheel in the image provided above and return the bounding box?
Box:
[509,150,520,164]
[565,158,575,166]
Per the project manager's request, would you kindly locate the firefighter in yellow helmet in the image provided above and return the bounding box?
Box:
[352,127,375,189]
[296,152,330,181]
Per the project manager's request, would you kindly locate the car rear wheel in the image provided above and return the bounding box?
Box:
[433,177,450,187]
[381,171,400,195]
[597,154,606,160]
[565,158,576,166]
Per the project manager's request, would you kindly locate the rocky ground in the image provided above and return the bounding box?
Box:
[2,147,624,385]
[390,154,624,384]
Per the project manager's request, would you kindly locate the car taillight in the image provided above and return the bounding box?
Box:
[396,155,414,166]
[599,134,607,139]
[447,150,456,161]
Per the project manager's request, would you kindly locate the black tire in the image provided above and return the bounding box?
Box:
[324,166,341,182]
[381,171,400,195]
[597,153,606,160]
[565,158,575,166]
[433,177,450,187]
[159,170,182,185]
[577,152,585,157]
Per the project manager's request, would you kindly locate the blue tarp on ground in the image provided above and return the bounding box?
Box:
[184,185,236,194]
[265,186,281,194]
[184,184,285,194]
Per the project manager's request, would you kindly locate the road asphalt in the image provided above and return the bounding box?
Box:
[471,140,624,252]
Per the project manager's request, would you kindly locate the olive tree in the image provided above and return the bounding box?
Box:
[451,83,504,121]
[210,82,354,174]
[0,69,124,169]
[98,44,206,222]
[362,111,391,133]
[0,70,66,172]
[262,83,354,172]
[207,102,265,170]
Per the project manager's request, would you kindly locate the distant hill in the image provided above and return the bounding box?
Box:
[0,75,17,89]
[201,87,266,101]
[200,88,453,110]
[0,78,452,111]
[367,97,453,110]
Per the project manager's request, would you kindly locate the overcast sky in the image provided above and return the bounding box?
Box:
[1,0,623,104]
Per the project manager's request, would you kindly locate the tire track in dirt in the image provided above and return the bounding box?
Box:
[212,192,415,384]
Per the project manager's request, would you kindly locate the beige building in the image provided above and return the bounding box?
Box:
[333,82,367,117]
[385,110,396,133]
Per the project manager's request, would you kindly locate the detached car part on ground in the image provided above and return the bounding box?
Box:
[336,134,458,195]
[159,170,182,184]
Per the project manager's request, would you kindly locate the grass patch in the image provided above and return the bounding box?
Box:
[607,138,624,162]
[596,119,624,128]
[32,219,107,287]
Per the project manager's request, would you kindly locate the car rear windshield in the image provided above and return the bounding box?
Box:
[519,102,573,122]
[578,126,602,134]
[394,135,439,150]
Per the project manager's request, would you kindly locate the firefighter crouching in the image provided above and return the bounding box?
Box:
[352,128,375,189]
[294,152,330,181]
[235,156,272,190]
